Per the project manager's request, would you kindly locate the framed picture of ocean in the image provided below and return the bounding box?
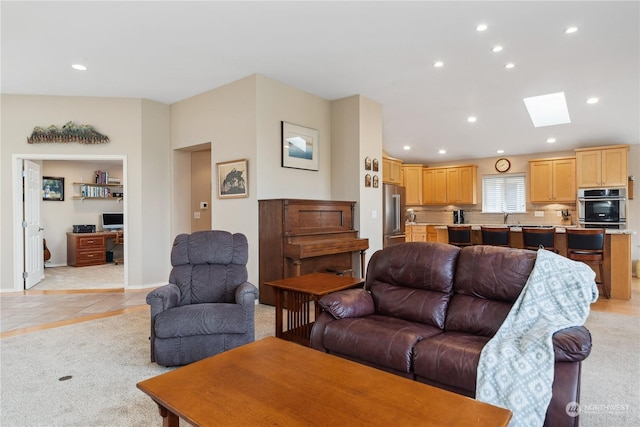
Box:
[281,121,319,171]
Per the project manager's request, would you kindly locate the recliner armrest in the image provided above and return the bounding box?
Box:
[319,288,375,319]
[146,283,180,317]
[552,325,592,362]
[235,281,258,306]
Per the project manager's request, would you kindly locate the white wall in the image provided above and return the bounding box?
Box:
[255,74,332,200]
[331,95,384,275]
[171,74,333,288]
[0,95,171,291]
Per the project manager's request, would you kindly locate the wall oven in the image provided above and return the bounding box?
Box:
[578,188,627,229]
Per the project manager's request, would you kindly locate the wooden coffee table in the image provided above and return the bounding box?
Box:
[137,337,512,427]
[263,272,364,346]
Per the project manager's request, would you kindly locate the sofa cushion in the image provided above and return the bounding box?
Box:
[413,332,491,393]
[365,242,460,328]
[154,303,248,338]
[446,246,536,336]
[322,315,442,373]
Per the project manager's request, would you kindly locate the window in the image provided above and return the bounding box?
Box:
[482,174,526,213]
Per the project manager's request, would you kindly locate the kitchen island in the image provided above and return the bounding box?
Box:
[408,223,633,300]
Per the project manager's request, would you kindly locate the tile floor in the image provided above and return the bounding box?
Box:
[0,290,149,335]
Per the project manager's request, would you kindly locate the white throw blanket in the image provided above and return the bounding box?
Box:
[476,249,599,427]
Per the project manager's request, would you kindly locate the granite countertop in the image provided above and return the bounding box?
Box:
[408,223,633,234]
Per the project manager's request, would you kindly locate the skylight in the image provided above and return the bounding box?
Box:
[523,92,571,127]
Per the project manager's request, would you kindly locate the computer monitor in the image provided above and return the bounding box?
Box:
[102,212,124,230]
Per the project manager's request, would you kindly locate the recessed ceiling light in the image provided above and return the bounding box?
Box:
[492,45,503,53]
[523,92,571,128]
[403,145,411,150]
[438,149,446,154]
[434,61,444,68]
[565,26,578,34]
[497,149,505,154]
[505,63,515,69]
[71,64,87,71]
[467,116,477,123]
[547,138,556,143]
[586,97,599,104]
[476,24,488,32]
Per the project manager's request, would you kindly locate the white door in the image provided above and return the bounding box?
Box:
[24,160,44,289]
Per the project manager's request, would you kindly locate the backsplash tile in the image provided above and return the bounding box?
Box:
[406,204,577,226]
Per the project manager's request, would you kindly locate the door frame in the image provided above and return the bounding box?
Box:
[11,153,128,292]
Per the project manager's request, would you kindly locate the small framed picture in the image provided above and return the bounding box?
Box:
[217,159,248,198]
[373,175,379,188]
[365,174,372,187]
[365,157,372,170]
[282,121,319,171]
[43,176,64,201]
[372,158,379,172]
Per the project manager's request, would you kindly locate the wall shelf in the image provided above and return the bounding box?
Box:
[73,182,123,201]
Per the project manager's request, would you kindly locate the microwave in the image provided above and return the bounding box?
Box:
[578,188,627,229]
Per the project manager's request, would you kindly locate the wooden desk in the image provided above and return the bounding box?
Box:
[263,272,364,346]
[66,231,124,267]
[137,337,512,427]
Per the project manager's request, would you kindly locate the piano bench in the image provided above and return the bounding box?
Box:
[326,266,353,277]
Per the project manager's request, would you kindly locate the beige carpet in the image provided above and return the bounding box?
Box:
[36,264,124,290]
[0,306,637,426]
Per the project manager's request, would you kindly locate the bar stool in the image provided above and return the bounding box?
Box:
[566,228,607,299]
[447,225,473,247]
[480,226,510,247]
[522,227,558,253]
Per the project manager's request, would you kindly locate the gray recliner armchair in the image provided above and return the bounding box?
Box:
[146,230,258,366]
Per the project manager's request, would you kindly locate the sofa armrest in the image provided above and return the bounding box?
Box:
[319,288,375,319]
[552,326,592,362]
[146,284,180,318]
[310,311,337,352]
[235,281,258,306]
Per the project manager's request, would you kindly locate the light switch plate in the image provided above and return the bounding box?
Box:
[194,212,200,219]
[534,211,544,217]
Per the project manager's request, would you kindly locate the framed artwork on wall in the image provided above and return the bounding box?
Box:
[281,121,319,171]
[43,176,64,201]
[217,159,248,198]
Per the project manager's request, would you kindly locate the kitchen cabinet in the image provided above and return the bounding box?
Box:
[446,165,478,204]
[408,225,427,242]
[529,157,576,203]
[422,168,447,204]
[575,145,629,188]
[403,164,424,205]
[421,165,478,205]
[383,156,403,185]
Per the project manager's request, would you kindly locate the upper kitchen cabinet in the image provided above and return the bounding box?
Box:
[446,165,478,204]
[529,157,576,203]
[422,167,447,204]
[420,165,478,205]
[575,145,629,188]
[383,156,403,185]
[402,164,424,205]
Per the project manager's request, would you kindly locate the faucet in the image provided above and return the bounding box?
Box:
[503,212,510,224]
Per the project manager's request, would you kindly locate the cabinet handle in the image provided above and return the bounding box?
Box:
[87,240,94,243]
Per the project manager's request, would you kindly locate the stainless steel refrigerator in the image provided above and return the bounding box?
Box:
[383,183,406,247]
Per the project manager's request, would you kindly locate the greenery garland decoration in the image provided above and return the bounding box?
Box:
[27,122,110,144]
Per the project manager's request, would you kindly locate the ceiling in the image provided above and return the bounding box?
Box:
[2,1,638,164]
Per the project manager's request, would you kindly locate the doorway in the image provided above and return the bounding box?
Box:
[12,154,128,292]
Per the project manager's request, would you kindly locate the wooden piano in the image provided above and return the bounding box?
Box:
[259,199,369,305]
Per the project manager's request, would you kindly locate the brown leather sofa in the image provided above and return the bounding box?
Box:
[310,242,592,427]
